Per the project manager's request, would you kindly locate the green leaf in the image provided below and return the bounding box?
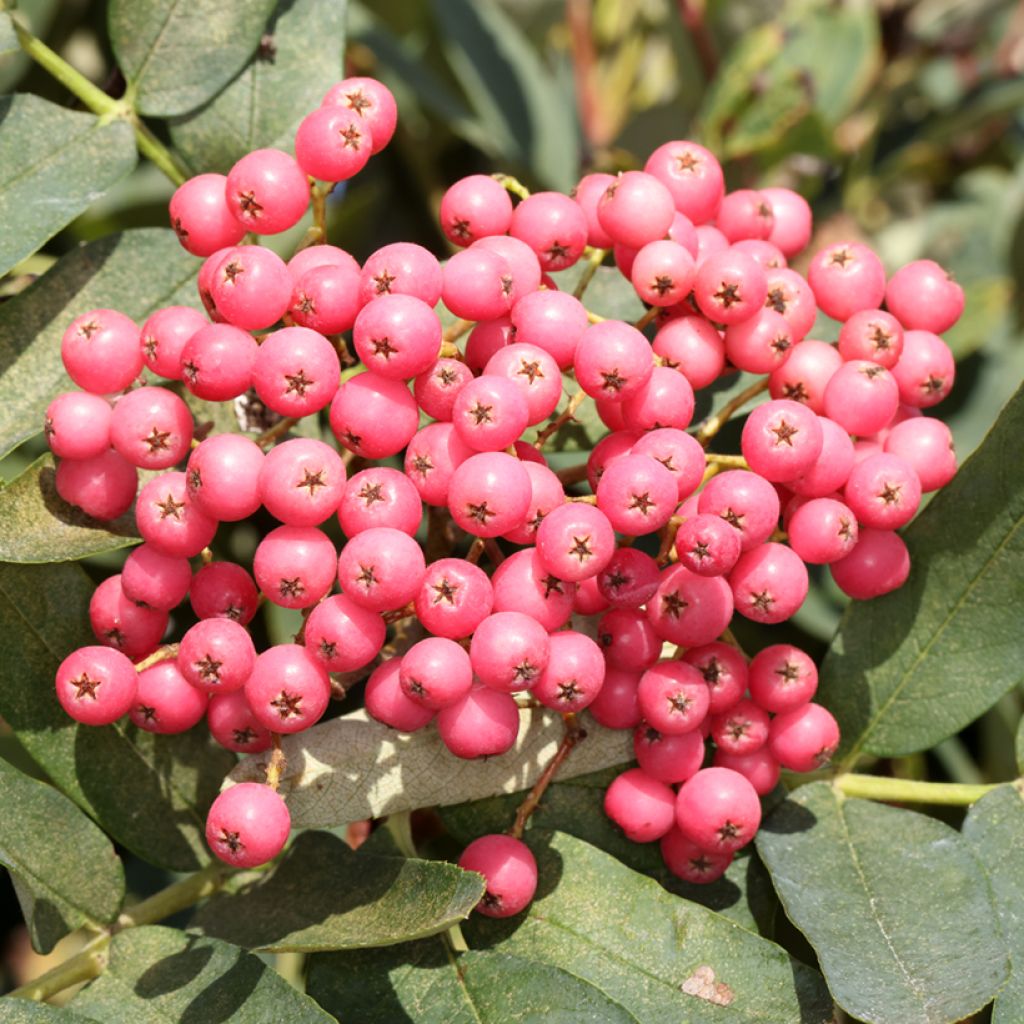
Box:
[0,454,141,564]
[1017,717,1024,774]
[108,0,278,117]
[756,782,1008,1024]
[820,380,1024,764]
[0,1002,98,1022]
[464,830,830,1023]
[963,784,1024,1024]
[0,229,201,460]
[0,757,124,953]
[228,707,632,828]
[549,265,645,323]
[0,561,236,871]
[0,13,17,55]
[429,0,579,192]
[309,946,640,1023]
[69,926,334,1023]
[191,830,484,951]
[0,94,136,280]
[169,0,347,174]
[439,766,777,935]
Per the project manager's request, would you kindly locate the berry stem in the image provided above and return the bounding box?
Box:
[655,514,683,566]
[695,377,770,445]
[586,309,606,324]
[633,306,660,332]
[133,642,180,672]
[383,601,416,624]
[442,318,475,346]
[534,390,587,449]
[573,246,608,300]
[265,734,288,791]
[491,173,531,201]
[255,416,300,449]
[509,712,585,839]
[465,538,486,565]
[833,773,1003,807]
[704,452,749,469]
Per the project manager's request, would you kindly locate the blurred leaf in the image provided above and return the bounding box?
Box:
[70,926,334,1023]
[0,95,136,281]
[0,454,141,564]
[429,0,579,191]
[169,0,347,174]
[109,0,278,117]
[192,830,484,951]
[756,783,1007,1024]
[0,561,235,871]
[439,765,777,934]
[308,946,640,1023]
[0,1003,97,1022]
[720,72,813,161]
[0,756,124,953]
[228,708,632,828]
[0,13,16,54]
[550,264,645,322]
[820,381,1024,765]
[0,229,200,460]
[461,830,832,1023]
[963,784,1024,1024]
[1017,718,1024,774]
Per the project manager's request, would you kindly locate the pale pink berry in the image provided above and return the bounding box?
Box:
[294,105,372,182]
[891,330,955,408]
[652,316,725,390]
[668,210,700,256]
[734,238,787,270]
[741,399,823,483]
[660,827,733,885]
[190,562,259,625]
[637,660,710,735]
[694,224,729,262]
[339,466,420,537]
[536,503,614,582]
[698,470,780,551]
[259,438,346,527]
[790,417,856,498]
[207,690,272,753]
[510,191,587,271]
[682,642,748,715]
[630,240,696,307]
[360,242,443,306]
[768,338,841,414]
[532,630,605,712]
[763,266,817,341]
[761,187,812,257]
[572,171,616,247]
[404,422,474,507]
[438,683,520,759]
[838,309,904,368]
[44,391,112,461]
[253,326,341,416]
[729,542,808,624]
[180,323,258,402]
[588,667,642,729]
[226,148,309,234]
[724,308,793,374]
[491,548,576,632]
[442,247,515,322]
[634,724,704,784]
[186,434,264,522]
[448,452,531,538]
[452,374,530,452]
[646,565,734,648]
[598,171,675,249]
[364,657,435,732]
[823,361,900,437]
[574,320,654,401]
[830,528,910,599]
[337,527,426,611]
[254,525,337,609]
[694,249,767,326]
[305,594,385,673]
[620,366,695,433]
[414,558,493,639]
[89,574,168,660]
[604,768,676,842]
[885,259,963,334]
[353,294,441,380]
[210,246,292,331]
[178,617,256,693]
[329,371,419,458]
[644,141,724,225]
[140,306,208,381]
[136,472,217,557]
[748,643,818,713]
[400,636,473,710]
[484,343,562,425]
[596,453,678,535]
[322,77,396,152]
[807,241,886,321]
[169,173,246,256]
[475,235,543,297]
[440,175,514,247]
[769,703,840,772]
[788,497,859,564]
[675,513,742,577]
[712,747,780,796]
[510,290,588,370]
[844,452,922,529]
[675,766,761,854]
[414,358,472,421]
[630,428,705,502]
[716,189,773,242]
[597,608,660,672]
[289,262,363,335]
[56,646,137,726]
[471,611,551,692]
[121,544,191,611]
[459,834,537,918]
[710,698,770,756]
[883,417,956,492]
[206,783,290,868]
[245,644,331,733]
[62,309,142,394]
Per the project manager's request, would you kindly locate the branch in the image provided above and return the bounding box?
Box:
[833,773,1001,806]
[695,378,769,445]
[534,390,587,449]
[509,713,585,839]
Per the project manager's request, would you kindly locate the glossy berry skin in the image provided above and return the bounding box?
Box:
[452,375,530,453]
[253,326,341,417]
[330,372,419,459]
[414,557,493,640]
[361,242,443,306]
[716,189,773,242]
[748,643,818,713]
[682,642,748,716]
[254,525,336,609]
[140,306,207,381]
[45,391,112,461]
[337,526,426,611]
[891,330,955,408]
[630,428,705,502]
[180,323,258,402]
[660,827,733,885]
[491,548,576,632]
[130,661,207,734]
[620,366,695,433]
[464,317,513,373]
[788,497,859,564]
[440,175,514,247]
[89,573,164,675]
[510,290,588,370]
[596,454,678,536]
[290,262,363,335]
[304,594,385,674]
[646,565,734,649]
[404,423,474,507]
[698,470,780,551]
[710,698,770,756]
[644,141,724,225]
[448,452,531,538]
[824,361,900,437]
[830,528,911,600]
[588,667,642,729]
[741,399,823,483]
[339,466,420,537]
[573,171,616,247]
[675,513,742,577]
[652,316,725,391]
[885,259,964,334]
[178,618,257,693]
[471,611,550,692]
[574,320,654,402]
[694,249,768,326]
[675,766,761,854]
[295,105,372,182]
[634,725,704,784]
[190,562,259,625]
[838,309,904,368]
[245,644,331,734]
[414,358,472,421]
[170,173,247,256]
[364,658,436,732]
[729,542,808,625]
[485,343,562,426]
[637,661,710,735]
[510,191,588,271]
[598,171,675,249]
[768,338,842,415]
[459,834,537,918]
[438,683,520,759]
[121,544,191,611]
[769,703,841,772]
[596,547,660,609]
[186,434,264,522]
[136,472,217,558]
[884,417,956,492]
[207,691,273,754]
[260,438,346,527]
[536,502,614,583]
[209,246,292,331]
[763,266,817,342]
[322,77,396,152]
[711,747,780,797]
[442,247,515,323]
[604,768,676,843]
[226,148,309,235]
[353,294,441,381]
[844,453,922,530]
[790,417,856,498]
[55,646,137,726]
[400,637,473,711]
[532,630,605,713]
[597,608,660,672]
[724,308,793,375]
[62,309,142,394]
[807,241,886,321]
[206,783,290,868]
[761,186,812,257]
[587,429,640,491]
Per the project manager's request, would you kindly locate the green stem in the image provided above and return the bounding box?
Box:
[384,810,418,859]
[834,773,999,806]
[573,247,607,300]
[133,116,189,186]
[491,173,530,201]
[7,933,110,1001]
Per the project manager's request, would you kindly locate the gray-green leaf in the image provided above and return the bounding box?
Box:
[191,830,484,951]
[108,0,278,117]
[0,229,201,460]
[309,946,640,1023]
[962,784,1024,1024]
[820,380,1024,765]
[0,94,136,280]
[0,13,17,55]
[170,0,347,174]
[1017,717,1024,774]
[69,926,334,1023]
[0,757,124,953]
[756,782,1008,1024]
[0,1002,99,1022]
[0,454,140,564]
[0,561,235,871]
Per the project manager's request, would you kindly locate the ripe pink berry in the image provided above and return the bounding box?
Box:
[180,323,258,402]
[768,338,842,415]
[179,618,257,692]
[694,249,768,326]
[741,399,823,483]
[716,189,773,242]
[245,644,331,733]
[304,594,385,673]
[697,470,780,551]
[55,646,138,726]
[459,834,538,918]
[206,783,290,868]
[644,141,724,225]
[44,391,112,461]
[471,611,551,692]
[748,643,818,714]
[87,569,164,664]
[588,666,642,729]
[790,417,856,498]
[596,453,678,535]
[108,387,192,470]
[763,266,817,341]
[448,452,531,538]
[788,497,859,564]
[510,290,588,370]
[186,434,264,522]
[646,565,734,648]
[260,438,345,527]
[452,375,530,452]
[322,77,396,152]
[637,661,710,735]
[532,630,605,712]
[169,173,247,256]
[630,428,705,501]
[598,171,675,249]
[330,371,419,459]
[883,417,956,492]
[484,343,562,426]
[604,768,676,842]
[597,608,661,672]
[207,690,273,753]
[596,547,660,609]
[364,657,435,732]
[209,246,292,331]
[338,466,420,537]
[536,502,614,582]
[760,186,812,257]
[226,148,309,234]
[414,557,493,639]
[620,365,695,433]
[807,241,886,321]
[491,548,576,631]
[254,525,336,609]
[682,642,748,715]
[675,766,761,854]
[197,247,232,321]
[695,223,729,261]
[140,306,208,381]
[634,724,704,784]
[838,309,904,368]
[587,429,640,491]
[464,317,513,373]
[724,308,793,374]
[710,698,770,756]
[574,320,654,402]
[572,171,616,247]
[440,175,514,247]
[660,827,733,885]
[414,358,472,421]
[400,636,473,710]
[885,259,964,334]
[769,703,841,772]
[442,247,515,322]
[830,528,910,600]
[404,422,474,507]
[711,746,780,796]
[136,472,217,557]
[675,513,742,577]
[844,452,922,530]
[573,576,610,616]
[353,294,441,380]
[62,309,142,394]
[438,683,520,759]
[729,542,808,625]
[130,661,207,734]
[294,105,373,182]
[890,330,955,408]
[652,316,725,390]
[290,263,364,337]
[121,544,191,611]
[253,326,341,416]
[360,242,443,307]
[823,361,900,437]
[510,191,587,271]
[190,562,259,625]
[337,526,426,611]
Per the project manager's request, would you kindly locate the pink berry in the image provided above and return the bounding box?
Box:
[294,105,373,182]
[442,247,515,322]
[206,783,290,868]
[136,472,217,557]
[180,323,258,402]
[438,683,520,759]
[697,470,780,551]
[844,452,922,530]
[140,306,208,381]
[891,330,955,408]
[823,361,900,436]
[260,438,346,527]
[400,636,473,710]
[109,387,192,470]
[596,453,678,535]
[596,547,660,609]
[304,594,385,673]
[574,320,654,402]
[830,527,910,599]
[634,724,704,784]
[89,571,166,659]
[364,657,435,732]
[44,391,112,461]
[459,834,537,918]
[768,338,841,414]
[209,246,292,331]
[190,562,259,625]
[330,371,419,459]
[440,175,513,247]
[883,417,956,492]
[414,557,493,639]
[885,259,964,334]
[290,262,363,335]
[510,191,587,271]
[130,660,207,734]
[254,525,336,609]
[716,189,773,242]
[682,642,748,715]
[652,316,725,390]
[748,643,818,714]
[675,513,742,577]
[121,544,191,611]
[838,309,904,368]
[573,576,610,616]
[226,148,309,234]
[360,242,443,307]
[471,611,550,692]
[572,171,616,247]
[61,309,142,394]
[178,618,256,692]
[646,565,734,648]
[598,171,675,249]
[186,434,264,522]
[724,308,793,374]
[322,77,396,153]
[587,429,640,491]
[694,249,767,326]
[769,703,841,772]
[253,326,341,416]
[729,542,808,625]
[353,294,441,380]
[197,247,232,321]
[710,698,770,756]
[763,267,817,341]
[404,422,474,507]
[536,502,615,582]
[510,290,588,370]
[588,667,642,729]
[604,768,676,842]
[790,417,856,498]
[491,548,576,632]
[532,630,605,712]
[55,646,138,726]
[630,428,705,501]
[245,644,331,733]
[414,358,472,421]
[452,374,530,452]
[169,173,247,256]
[339,466,420,537]
[337,527,426,611]
[760,187,812,257]
[807,241,886,321]
[597,608,661,672]
[675,766,761,854]
[484,343,562,426]
[660,827,733,884]
[644,141,724,225]
[637,661,710,735]
[464,317,514,373]
[448,452,531,538]
[711,747,780,796]
[207,690,272,753]
[788,497,859,564]
[620,365,695,433]
[741,399,823,483]
[694,224,729,262]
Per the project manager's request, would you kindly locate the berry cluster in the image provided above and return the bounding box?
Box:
[47,78,961,913]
